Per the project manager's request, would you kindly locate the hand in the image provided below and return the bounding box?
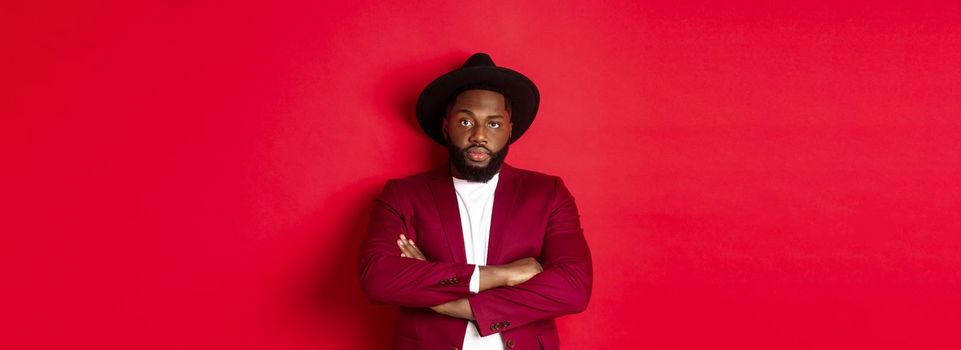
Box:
[498,257,543,286]
[397,234,426,261]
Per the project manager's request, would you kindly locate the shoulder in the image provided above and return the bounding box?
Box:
[383,164,561,185]
[501,164,579,212]
[503,163,560,183]
[503,163,570,189]
[503,164,576,200]
[379,163,571,193]
[372,169,440,209]
[377,168,438,196]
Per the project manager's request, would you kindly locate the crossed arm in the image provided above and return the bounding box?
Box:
[396,234,543,319]
[358,177,592,336]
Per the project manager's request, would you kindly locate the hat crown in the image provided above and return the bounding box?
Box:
[462,53,495,68]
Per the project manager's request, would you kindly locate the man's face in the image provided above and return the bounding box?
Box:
[443,89,513,181]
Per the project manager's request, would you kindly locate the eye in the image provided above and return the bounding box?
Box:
[488,122,500,128]
[459,119,473,127]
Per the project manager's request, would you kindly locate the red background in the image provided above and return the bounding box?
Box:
[3,1,960,349]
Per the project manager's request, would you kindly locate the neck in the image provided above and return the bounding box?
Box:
[449,162,503,182]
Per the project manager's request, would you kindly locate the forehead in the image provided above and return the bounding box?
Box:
[449,89,509,117]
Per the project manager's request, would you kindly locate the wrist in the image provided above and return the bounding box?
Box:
[431,302,448,314]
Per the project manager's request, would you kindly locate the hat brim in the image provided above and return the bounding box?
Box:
[416,66,539,146]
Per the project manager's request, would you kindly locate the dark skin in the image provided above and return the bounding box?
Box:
[443,89,512,178]
[395,89,544,320]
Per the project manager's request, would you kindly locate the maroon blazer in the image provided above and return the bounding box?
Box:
[359,163,593,350]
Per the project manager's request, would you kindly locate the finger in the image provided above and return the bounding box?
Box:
[397,240,410,253]
[397,235,426,261]
[407,241,420,253]
[402,239,424,260]
[409,244,426,260]
[404,235,418,248]
[402,244,420,260]
[397,239,414,257]
[399,235,413,249]
[401,235,418,251]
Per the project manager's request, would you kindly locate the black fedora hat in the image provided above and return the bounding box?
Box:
[416,53,540,145]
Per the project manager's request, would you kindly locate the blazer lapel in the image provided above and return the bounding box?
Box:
[487,163,521,265]
[428,167,467,263]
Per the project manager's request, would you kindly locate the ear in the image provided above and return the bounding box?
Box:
[441,117,450,141]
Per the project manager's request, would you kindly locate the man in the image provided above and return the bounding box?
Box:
[359,53,592,350]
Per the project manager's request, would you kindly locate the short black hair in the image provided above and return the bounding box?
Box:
[443,84,513,118]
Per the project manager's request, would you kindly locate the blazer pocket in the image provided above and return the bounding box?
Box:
[393,334,420,350]
[537,331,560,350]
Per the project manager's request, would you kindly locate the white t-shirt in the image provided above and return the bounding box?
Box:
[452,173,505,350]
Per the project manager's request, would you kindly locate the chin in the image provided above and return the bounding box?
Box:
[446,141,508,183]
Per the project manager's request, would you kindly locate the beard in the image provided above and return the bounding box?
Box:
[447,142,509,183]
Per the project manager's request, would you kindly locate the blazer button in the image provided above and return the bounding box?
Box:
[490,323,498,331]
[503,321,510,327]
[505,339,515,348]
[451,277,459,283]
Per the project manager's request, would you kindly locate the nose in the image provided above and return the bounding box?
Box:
[469,125,488,144]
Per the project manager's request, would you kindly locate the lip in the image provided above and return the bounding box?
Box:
[466,146,490,155]
[465,147,490,162]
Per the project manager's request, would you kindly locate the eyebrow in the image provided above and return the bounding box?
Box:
[453,109,505,119]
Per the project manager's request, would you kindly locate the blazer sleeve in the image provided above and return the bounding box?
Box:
[467,177,593,336]
[358,179,476,308]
